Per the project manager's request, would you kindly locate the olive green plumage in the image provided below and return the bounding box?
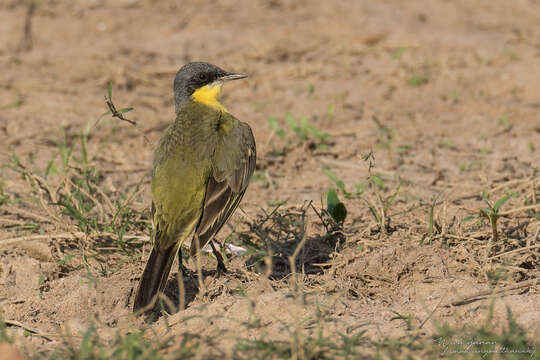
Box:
[133,62,256,313]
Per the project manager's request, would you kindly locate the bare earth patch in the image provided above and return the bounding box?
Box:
[1,0,539,358]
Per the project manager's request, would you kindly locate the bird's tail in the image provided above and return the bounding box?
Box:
[133,245,177,313]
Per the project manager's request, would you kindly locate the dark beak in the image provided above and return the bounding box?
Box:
[220,73,248,81]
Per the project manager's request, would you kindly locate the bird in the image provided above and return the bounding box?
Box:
[133,62,256,313]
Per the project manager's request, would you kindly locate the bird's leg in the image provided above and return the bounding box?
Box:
[177,248,188,276]
[210,241,228,275]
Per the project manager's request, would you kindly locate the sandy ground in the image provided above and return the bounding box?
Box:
[1,0,539,357]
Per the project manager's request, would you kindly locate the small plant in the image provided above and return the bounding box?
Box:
[50,324,173,359]
[323,160,400,234]
[267,113,331,153]
[524,195,540,220]
[480,193,516,254]
[431,307,536,360]
[362,152,401,233]
[96,81,149,144]
[324,169,346,194]
[326,104,335,122]
[408,74,429,87]
[0,317,11,344]
[390,311,414,331]
[0,92,24,110]
[391,46,408,60]
[363,179,400,233]
[251,170,271,188]
[326,188,347,224]
[101,81,135,124]
[285,113,330,143]
[234,330,368,359]
[268,117,286,140]
[2,81,151,270]
[498,114,511,130]
[372,116,394,151]
[285,113,308,140]
[502,47,519,60]
[450,89,459,103]
[323,169,365,199]
[44,132,74,177]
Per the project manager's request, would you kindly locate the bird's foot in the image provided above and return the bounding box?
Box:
[210,241,228,276]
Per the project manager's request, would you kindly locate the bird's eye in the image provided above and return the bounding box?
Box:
[198,74,207,81]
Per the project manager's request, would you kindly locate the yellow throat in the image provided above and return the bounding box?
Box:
[191,82,227,112]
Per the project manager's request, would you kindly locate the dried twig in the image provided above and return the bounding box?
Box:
[444,279,539,307]
[105,98,136,125]
[100,166,149,174]
[0,218,28,227]
[66,178,105,223]
[17,0,36,52]
[112,174,148,225]
[432,233,487,243]
[489,178,531,194]
[4,319,55,341]
[15,162,56,203]
[3,205,54,224]
[94,82,152,145]
[490,228,540,259]
[0,231,148,247]
[87,181,116,215]
[318,158,395,177]
[0,232,84,247]
[499,204,540,216]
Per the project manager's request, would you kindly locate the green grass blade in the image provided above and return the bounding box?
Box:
[370,175,385,189]
[117,107,134,114]
[108,80,113,100]
[493,194,513,212]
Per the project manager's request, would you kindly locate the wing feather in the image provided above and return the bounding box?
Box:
[190,120,256,256]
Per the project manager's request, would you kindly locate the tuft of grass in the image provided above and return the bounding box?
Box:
[378,307,539,359]
[43,324,175,360]
[431,307,537,360]
[0,317,11,344]
[5,118,150,278]
[234,330,369,360]
[238,200,344,279]
[450,89,459,103]
[390,311,414,331]
[251,170,271,188]
[408,74,429,87]
[323,169,365,199]
[502,48,519,60]
[324,153,402,234]
[267,113,332,154]
[391,46,408,60]
[0,92,25,110]
[371,116,395,151]
[498,114,511,131]
[46,134,149,251]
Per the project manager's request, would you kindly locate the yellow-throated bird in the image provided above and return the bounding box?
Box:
[133,62,255,312]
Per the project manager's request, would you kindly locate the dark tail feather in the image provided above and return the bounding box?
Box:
[133,245,177,313]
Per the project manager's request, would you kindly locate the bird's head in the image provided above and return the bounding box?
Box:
[173,62,247,113]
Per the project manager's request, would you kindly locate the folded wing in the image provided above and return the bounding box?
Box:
[190,119,256,256]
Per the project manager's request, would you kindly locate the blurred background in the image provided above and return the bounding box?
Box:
[0,0,539,357]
